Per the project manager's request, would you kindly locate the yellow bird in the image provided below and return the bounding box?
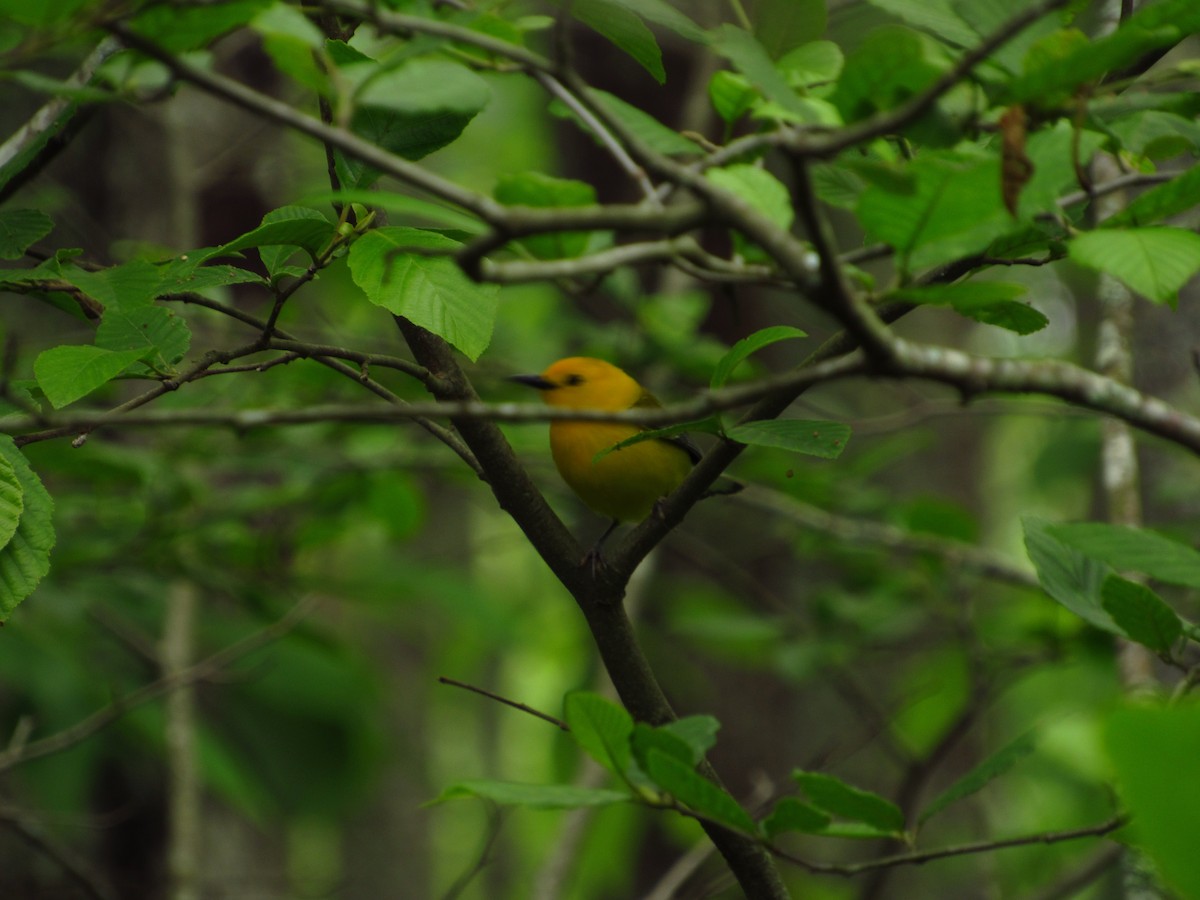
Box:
[511,357,736,562]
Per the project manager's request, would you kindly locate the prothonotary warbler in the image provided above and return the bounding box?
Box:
[511,357,740,565]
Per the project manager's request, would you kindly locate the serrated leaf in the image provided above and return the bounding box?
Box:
[644,749,757,833]
[96,305,191,369]
[435,780,631,809]
[1070,228,1200,305]
[1106,704,1200,900]
[572,0,664,83]
[129,0,272,52]
[1048,522,1200,589]
[918,731,1037,825]
[1022,517,1118,632]
[564,691,634,775]
[159,262,264,294]
[347,227,497,361]
[0,450,23,552]
[794,771,905,834]
[712,326,808,389]
[725,419,850,459]
[1101,576,1183,655]
[0,437,54,621]
[33,346,151,410]
[217,206,336,262]
[63,260,163,309]
[762,797,832,839]
[0,209,53,259]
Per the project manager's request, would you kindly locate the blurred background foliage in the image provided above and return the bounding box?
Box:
[0,0,1198,898]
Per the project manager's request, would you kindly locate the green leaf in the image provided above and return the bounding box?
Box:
[129,0,272,52]
[571,0,664,83]
[857,151,1010,274]
[593,0,707,43]
[1008,0,1200,106]
[300,190,486,234]
[725,419,850,459]
[644,749,757,833]
[494,172,599,259]
[570,90,700,156]
[886,283,1048,335]
[659,716,720,765]
[0,209,53,259]
[1101,576,1183,655]
[349,57,492,117]
[952,0,1062,75]
[867,0,978,48]
[1106,704,1200,900]
[712,326,808,389]
[1070,228,1200,305]
[1048,523,1200,589]
[778,41,844,89]
[1109,111,1200,160]
[62,260,163,309]
[1019,122,1107,219]
[0,436,55,621]
[832,25,950,123]
[0,450,23,552]
[794,771,905,834]
[435,780,631,809]
[1103,165,1200,229]
[252,1,327,95]
[631,723,694,769]
[709,70,758,125]
[753,0,827,60]
[33,346,151,410]
[95,306,191,370]
[330,46,491,187]
[595,417,721,461]
[158,262,264,294]
[217,206,336,262]
[564,691,634,775]
[918,731,1037,825]
[761,797,832,839]
[1022,517,1118,632]
[711,24,805,115]
[705,164,795,233]
[347,227,498,361]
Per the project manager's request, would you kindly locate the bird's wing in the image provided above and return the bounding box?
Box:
[634,387,702,465]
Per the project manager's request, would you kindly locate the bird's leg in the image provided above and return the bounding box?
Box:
[583,518,620,575]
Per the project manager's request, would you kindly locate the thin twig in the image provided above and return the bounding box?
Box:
[438,676,569,730]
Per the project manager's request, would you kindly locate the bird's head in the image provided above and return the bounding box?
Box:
[510,357,643,411]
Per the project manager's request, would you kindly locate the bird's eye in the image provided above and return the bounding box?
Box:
[565,374,585,386]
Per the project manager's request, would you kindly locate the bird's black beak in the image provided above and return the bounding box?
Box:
[508,373,557,391]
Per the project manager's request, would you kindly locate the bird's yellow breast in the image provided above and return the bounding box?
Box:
[549,421,692,522]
